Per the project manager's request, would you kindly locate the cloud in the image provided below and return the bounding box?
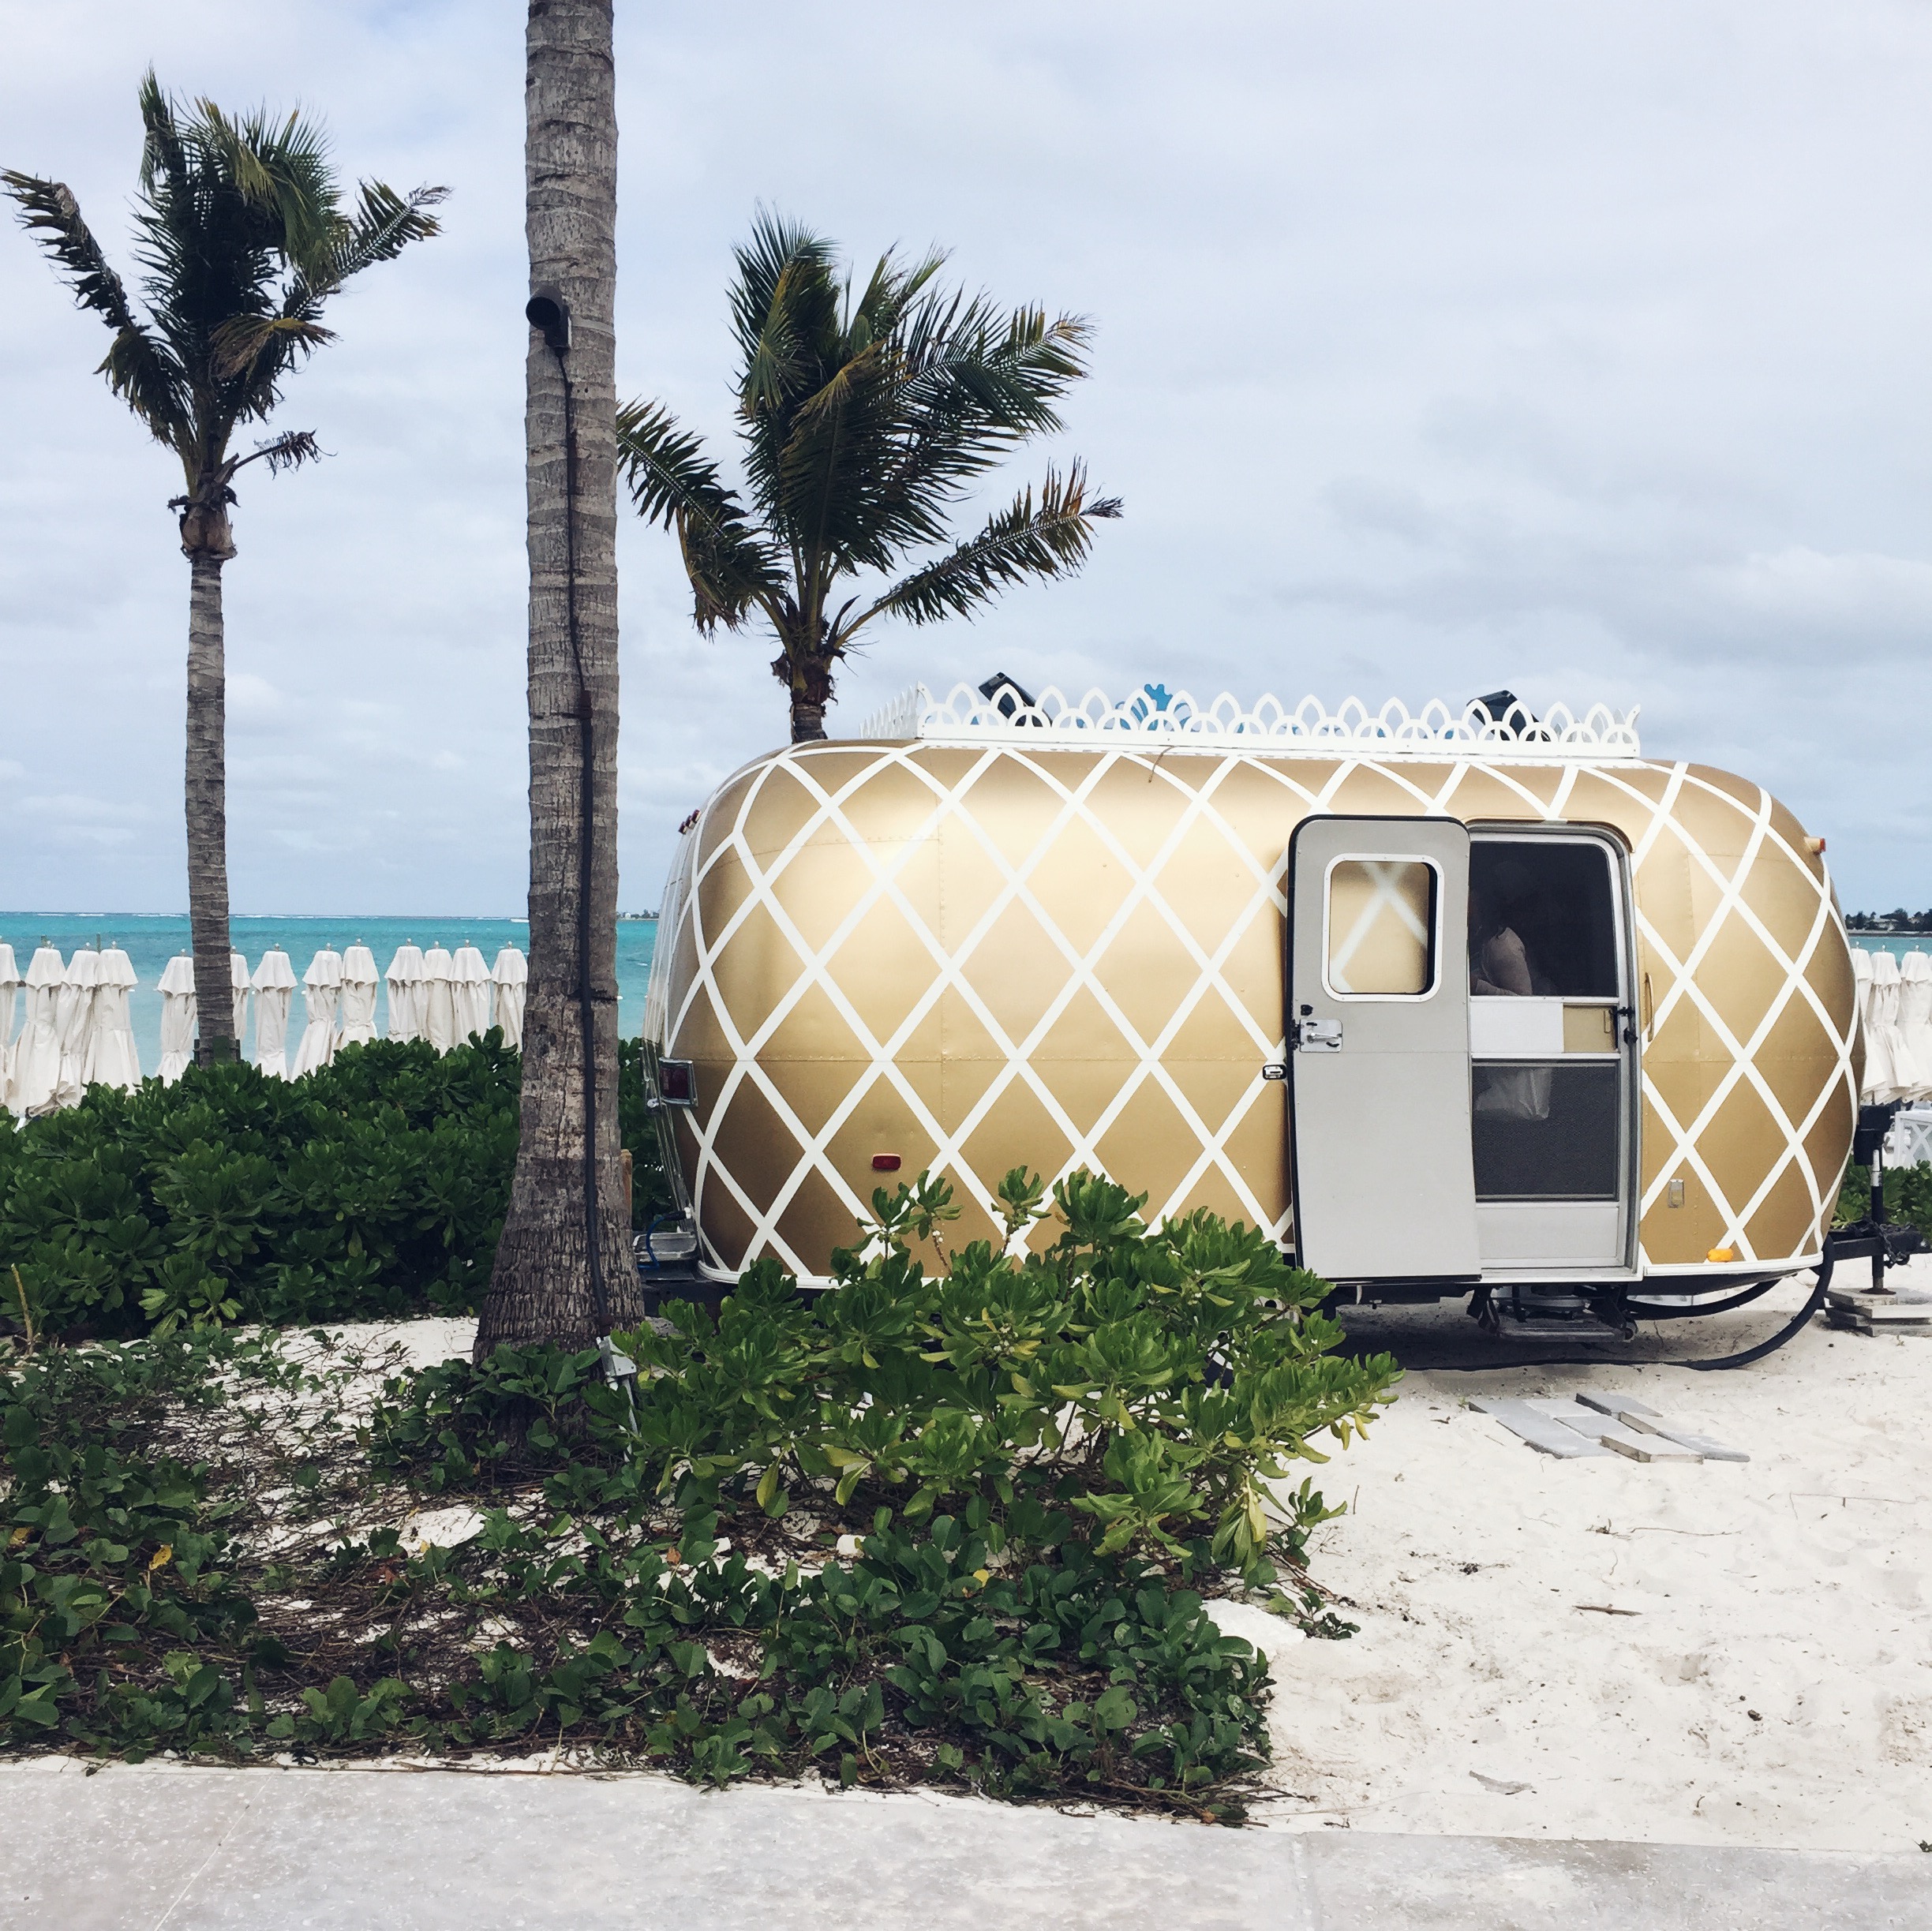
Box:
[1698,547,1932,644]
[5,0,1932,918]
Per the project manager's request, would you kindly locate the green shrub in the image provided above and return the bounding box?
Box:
[1,1169,1397,1819]
[0,1036,668,1338]
[0,1332,282,1754]
[1833,1157,1932,1241]
[384,1167,1396,1585]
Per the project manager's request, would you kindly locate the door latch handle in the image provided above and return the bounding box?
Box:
[1292,1017,1343,1053]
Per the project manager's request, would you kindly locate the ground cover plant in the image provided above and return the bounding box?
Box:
[0,1169,1398,1822]
[1835,1157,1932,1243]
[0,1038,670,1340]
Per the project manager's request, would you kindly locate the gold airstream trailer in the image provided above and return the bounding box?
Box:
[641,685,1858,1320]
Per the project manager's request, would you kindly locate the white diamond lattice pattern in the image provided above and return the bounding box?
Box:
[657,742,1855,1282]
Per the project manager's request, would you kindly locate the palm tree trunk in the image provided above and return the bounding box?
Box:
[786,647,834,743]
[475,0,637,1357]
[184,548,237,1064]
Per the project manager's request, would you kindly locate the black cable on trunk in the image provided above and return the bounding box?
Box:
[552,347,609,1338]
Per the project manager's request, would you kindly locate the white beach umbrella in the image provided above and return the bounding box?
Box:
[338,945,380,1048]
[450,944,492,1043]
[1865,950,1910,1102]
[84,947,141,1091]
[54,949,101,1108]
[0,944,20,1110]
[1852,949,1874,1097]
[11,946,66,1115]
[290,949,344,1078]
[230,951,253,1055]
[1899,952,1932,1102]
[251,949,298,1078]
[421,945,456,1053]
[157,954,197,1084]
[490,945,528,1050]
[385,943,426,1042]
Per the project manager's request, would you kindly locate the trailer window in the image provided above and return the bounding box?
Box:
[1469,840,1619,999]
[1325,858,1438,997]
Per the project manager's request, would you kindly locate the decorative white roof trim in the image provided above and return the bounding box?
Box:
[856,683,1642,762]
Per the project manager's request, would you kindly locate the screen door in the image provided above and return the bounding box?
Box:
[1287,815,1480,1280]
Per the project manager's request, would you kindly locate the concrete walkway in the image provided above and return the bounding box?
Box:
[2,1763,1923,1929]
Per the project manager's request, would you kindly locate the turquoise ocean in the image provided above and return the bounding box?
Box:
[0,915,657,1077]
[2,911,1917,1086]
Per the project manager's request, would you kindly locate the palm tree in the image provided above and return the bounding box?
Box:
[4,75,443,1061]
[473,0,640,1357]
[618,213,1121,743]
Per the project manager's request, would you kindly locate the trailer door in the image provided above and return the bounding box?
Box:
[1287,815,1480,1281]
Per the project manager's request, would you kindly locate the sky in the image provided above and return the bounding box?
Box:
[3,0,1932,918]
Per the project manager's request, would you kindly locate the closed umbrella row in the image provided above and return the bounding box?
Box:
[1852,947,1932,1105]
[2,942,527,1118]
[0,943,143,1117]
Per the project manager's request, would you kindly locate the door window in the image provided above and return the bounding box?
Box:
[1324,858,1439,997]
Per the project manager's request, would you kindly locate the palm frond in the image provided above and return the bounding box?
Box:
[230,428,323,477]
[731,211,854,545]
[191,96,339,269]
[844,463,1121,636]
[210,312,336,379]
[2,171,135,327]
[848,242,945,346]
[2,168,192,443]
[616,398,746,531]
[729,208,837,389]
[837,306,1096,566]
[625,211,1114,673]
[99,326,194,452]
[792,339,882,421]
[314,181,447,291]
[20,70,437,493]
[136,69,189,202]
[766,263,1099,582]
[617,399,784,631]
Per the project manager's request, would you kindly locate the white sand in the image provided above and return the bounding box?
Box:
[305,1316,478,1372]
[1261,1265,1932,1853]
[271,1296,1932,1851]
